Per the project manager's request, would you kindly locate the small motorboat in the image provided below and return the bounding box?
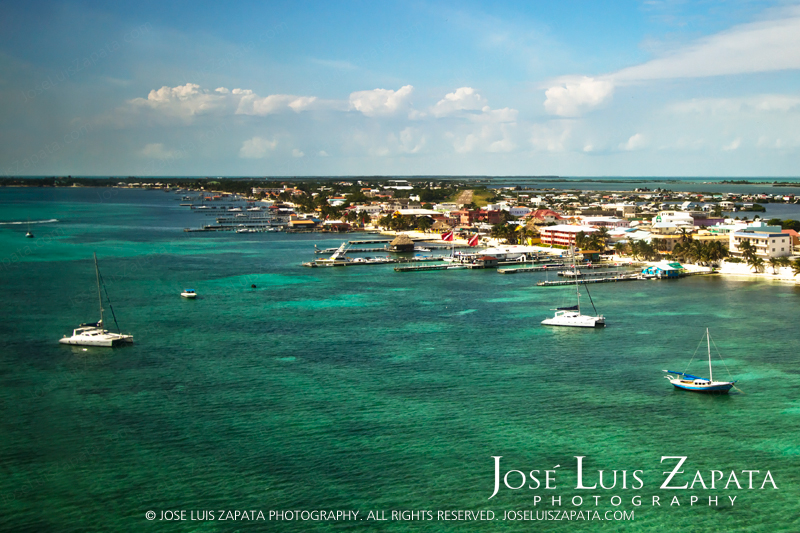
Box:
[181,289,197,298]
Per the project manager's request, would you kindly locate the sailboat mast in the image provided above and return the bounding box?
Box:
[94,253,104,326]
[572,245,580,313]
[707,328,712,381]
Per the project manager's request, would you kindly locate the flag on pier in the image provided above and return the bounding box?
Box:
[468,234,479,247]
[442,230,454,241]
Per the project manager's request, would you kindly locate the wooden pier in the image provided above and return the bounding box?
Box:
[536,274,644,286]
[394,264,467,272]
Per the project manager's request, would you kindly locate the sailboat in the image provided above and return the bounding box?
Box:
[541,247,605,328]
[25,219,33,238]
[59,253,134,347]
[663,329,736,393]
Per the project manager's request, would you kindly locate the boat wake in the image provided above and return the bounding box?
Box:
[0,218,59,225]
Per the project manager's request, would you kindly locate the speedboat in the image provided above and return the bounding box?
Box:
[181,289,197,298]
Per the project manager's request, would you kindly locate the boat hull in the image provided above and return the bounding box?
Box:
[59,333,133,347]
[541,312,605,328]
[670,380,734,393]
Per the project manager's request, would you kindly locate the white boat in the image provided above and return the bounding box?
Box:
[304,242,353,267]
[542,247,605,328]
[26,219,34,238]
[663,329,736,393]
[60,254,134,346]
[181,289,197,298]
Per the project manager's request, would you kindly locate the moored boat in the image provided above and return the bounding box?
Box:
[663,328,736,393]
[60,253,133,347]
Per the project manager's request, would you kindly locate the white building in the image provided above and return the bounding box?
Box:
[730,224,791,258]
[580,216,630,229]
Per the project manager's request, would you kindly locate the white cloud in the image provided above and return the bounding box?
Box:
[292,148,305,158]
[317,150,329,157]
[543,77,614,117]
[671,95,800,115]
[130,83,231,119]
[620,133,646,151]
[613,7,800,82]
[349,85,414,116]
[397,127,426,154]
[239,137,277,158]
[722,138,742,151]
[235,94,318,115]
[471,106,518,123]
[453,124,515,153]
[140,143,182,159]
[542,7,800,117]
[431,87,487,117]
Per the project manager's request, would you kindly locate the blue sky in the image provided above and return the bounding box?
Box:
[2,0,800,176]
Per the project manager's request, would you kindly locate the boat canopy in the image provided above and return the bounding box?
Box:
[80,321,101,327]
[556,305,579,311]
[664,370,704,380]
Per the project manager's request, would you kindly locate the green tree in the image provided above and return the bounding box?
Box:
[747,256,765,273]
[792,258,800,277]
[417,216,433,233]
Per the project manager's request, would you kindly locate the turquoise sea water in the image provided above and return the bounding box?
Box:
[1,187,799,532]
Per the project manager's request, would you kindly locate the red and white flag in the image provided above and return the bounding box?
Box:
[468,234,479,247]
[441,230,454,241]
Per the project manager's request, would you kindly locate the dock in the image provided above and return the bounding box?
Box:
[394,264,467,272]
[498,262,566,274]
[537,274,644,286]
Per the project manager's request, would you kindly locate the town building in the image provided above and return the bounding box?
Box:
[730,224,791,258]
[540,225,598,247]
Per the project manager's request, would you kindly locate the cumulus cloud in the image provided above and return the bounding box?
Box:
[130,83,231,119]
[349,85,414,116]
[129,83,324,121]
[543,77,614,117]
[620,133,646,151]
[239,137,278,158]
[292,148,305,158]
[141,143,182,159]
[235,94,318,115]
[431,87,487,117]
[317,150,329,157]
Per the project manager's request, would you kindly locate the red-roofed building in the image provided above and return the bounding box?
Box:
[782,229,800,247]
[526,209,563,223]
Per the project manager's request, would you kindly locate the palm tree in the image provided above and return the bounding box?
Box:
[738,240,756,261]
[614,241,629,257]
[747,255,765,273]
[768,257,782,274]
[595,227,610,250]
[792,258,800,277]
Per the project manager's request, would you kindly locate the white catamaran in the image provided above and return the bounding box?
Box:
[663,329,736,393]
[541,247,605,328]
[60,253,134,347]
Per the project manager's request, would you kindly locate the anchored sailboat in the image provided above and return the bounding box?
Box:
[663,329,736,393]
[541,247,605,328]
[59,253,134,347]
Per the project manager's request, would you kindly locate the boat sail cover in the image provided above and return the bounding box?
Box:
[665,370,704,380]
